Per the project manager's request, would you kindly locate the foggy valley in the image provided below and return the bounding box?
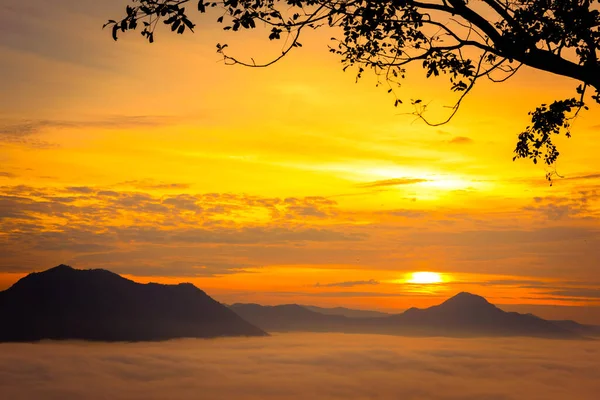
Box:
[1,333,599,400]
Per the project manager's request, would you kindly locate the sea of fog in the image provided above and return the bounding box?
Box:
[1,333,599,400]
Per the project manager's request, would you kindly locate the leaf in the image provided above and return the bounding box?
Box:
[102,20,116,29]
[183,18,195,31]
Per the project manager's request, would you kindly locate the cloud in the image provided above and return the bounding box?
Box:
[0,186,345,227]
[484,279,548,286]
[408,226,600,247]
[523,203,581,221]
[121,226,366,244]
[0,172,16,178]
[276,291,412,298]
[315,279,379,288]
[97,190,120,197]
[162,195,202,212]
[115,260,253,277]
[448,136,473,144]
[118,180,191,190]
[564,173,600,181]
[385,209,428,218]
[450,279,550,287]
[0,116,175,148]
[357,178,428,188]
[66,186,95,194]
[0,116,174,137]
[547,289,600,299]
[0,185,367,275]
[521,296,595,303]
[523,192,594,221]
[0,334,598,400]
[1,182,600,286]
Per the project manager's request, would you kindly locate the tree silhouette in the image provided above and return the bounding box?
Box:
[105,1,600,181]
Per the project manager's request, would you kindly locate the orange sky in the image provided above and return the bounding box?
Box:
[1,0,600,322]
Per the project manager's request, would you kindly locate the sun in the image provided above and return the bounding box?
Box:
[407,271,443,284]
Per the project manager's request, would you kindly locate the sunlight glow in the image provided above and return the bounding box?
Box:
[418,179,471,190]
[407,271,443,284]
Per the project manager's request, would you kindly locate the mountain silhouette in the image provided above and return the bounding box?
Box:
[232,292,583,339]
[229,303,353,332]
[0,265,266,342]
[384,292,576,337]
[302,305,391,318]
[550,319,600,336]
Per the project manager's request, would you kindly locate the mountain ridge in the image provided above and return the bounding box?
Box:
[0,265,267,342]
[231,292,593,339]
[302,305,392,318]
[2,265,595,341]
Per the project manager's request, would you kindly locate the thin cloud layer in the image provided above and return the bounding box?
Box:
[315,279,380,288]
[448,136,474,144]
[357,178,429,188]
[0,334,599,400]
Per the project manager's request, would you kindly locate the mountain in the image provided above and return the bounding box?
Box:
[550,319,600,336]
[229,303,356,332]
[302,305,392,318]
[0,265,267,342]
[385,292,575,338]
[231,292,582,339]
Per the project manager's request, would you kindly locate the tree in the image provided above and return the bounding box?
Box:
[105,1,600,182]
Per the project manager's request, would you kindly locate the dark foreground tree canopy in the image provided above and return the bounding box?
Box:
[106,1,600,181]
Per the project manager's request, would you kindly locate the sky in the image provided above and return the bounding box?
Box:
[1,333,600,399]
[1,0,600,322]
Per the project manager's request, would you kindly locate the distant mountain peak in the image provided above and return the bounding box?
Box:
[12,265,126,289]
[40,264,116,277]
[49,264,75,272]
[442,292,492,307]
[453,291,487,300]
